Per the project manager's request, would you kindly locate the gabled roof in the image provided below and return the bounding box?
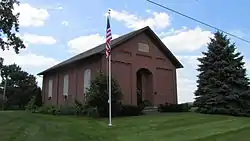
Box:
[38,26,183,75]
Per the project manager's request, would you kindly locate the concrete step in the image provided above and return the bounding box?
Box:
[142,106,158,113]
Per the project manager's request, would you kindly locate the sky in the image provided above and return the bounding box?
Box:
[1,0,250,103]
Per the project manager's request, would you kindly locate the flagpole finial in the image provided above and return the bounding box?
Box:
[108,9,111,15]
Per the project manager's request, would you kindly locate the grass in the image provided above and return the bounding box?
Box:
[0,111,250,141]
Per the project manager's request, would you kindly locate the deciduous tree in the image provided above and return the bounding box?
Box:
[0,64,41,109]
[0,0,25,53]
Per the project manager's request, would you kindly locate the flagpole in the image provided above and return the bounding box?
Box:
[108,9,112,127]
[106,53,109,109]
[108,51,112,127]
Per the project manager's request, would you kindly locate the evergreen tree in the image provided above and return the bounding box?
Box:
[85,73,123,117]
[194,31,250,116]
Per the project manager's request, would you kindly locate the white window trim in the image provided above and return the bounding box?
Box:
[84,69,91,95]
[48,79,53,99]
[63,74,69,96]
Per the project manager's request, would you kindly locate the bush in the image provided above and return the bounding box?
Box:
[138,100,153,111]
[158,102,190,112]
[36,105,59,115]
[142,100,153,107]
[119,105,142,116]
[82,104,99,117]
[57,100,85,116]
[74,100,84,116]
[25,96,37,112]
[35,100,86,116]
[58,105,76,115]
[85,73,123,117]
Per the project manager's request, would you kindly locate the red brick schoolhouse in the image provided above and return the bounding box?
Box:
[38,26,183,107]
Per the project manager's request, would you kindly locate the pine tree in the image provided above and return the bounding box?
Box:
[194,31,250,116]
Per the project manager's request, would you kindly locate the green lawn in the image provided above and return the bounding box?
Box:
[0,111,250,141]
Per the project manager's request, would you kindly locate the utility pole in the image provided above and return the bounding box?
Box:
[2,77,6,110]
[0,57,4,110]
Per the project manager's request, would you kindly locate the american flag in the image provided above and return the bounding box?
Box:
[106,10,112,58]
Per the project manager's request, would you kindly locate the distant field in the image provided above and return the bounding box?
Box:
[0,111,250,141]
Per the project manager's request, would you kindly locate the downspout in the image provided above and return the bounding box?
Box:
[100,55,103,73]
[56,72,59,107]
[75,68,78,100]
[42,75,45,104]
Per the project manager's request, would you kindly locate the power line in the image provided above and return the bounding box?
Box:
[146,0,250,44]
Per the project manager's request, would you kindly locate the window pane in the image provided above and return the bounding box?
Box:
[63,75,69,96]
[48,79,53,98]
[84,69,91,94]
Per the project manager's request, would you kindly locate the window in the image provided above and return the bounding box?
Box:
[48,79,53,99]
[63,74,69,96]
[138,43,149,52]
[84,69,91,95]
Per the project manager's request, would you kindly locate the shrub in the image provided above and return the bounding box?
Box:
[57,100,85,116]
[25,96,37,112]
[119,105,142,116]
[138,103,145,111]
[139,100,153,110]
[82,105,99,117]
[142,100,153,107]
[186,102,195,110]
[36,105,59,115]
[36,100,85,116]
[74,100,84,116]
[33,100,85,116]
[85,73,123,117]
[158,102,190,112]
[58,105,76,115]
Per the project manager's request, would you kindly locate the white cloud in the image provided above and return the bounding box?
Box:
[246,61,250,70]
[0,50,58,69]
[162,27,213,53]
[68,34,104,54]
[36,76,43,87]
[177,55,200,69]
[176,55,200,103]
[146,9,152,13]
[158,26,188,38]
[177,77,197,103]
[0,49,59,87]
[245,59,250,76]
[43,3,63,11]
[109,9,171,30]
[22,33,57,45]
[55,4,63,10]
[107,9,211,54]
[68,34,119,54]
[61,21,69,27]
[13,3,49,27]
